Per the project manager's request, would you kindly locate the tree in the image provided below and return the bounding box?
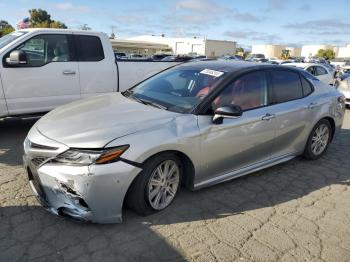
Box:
[0,20,14,37]
[316,49,335,60]
[29,9,67,29]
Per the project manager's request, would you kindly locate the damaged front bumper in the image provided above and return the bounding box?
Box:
[23,132,142,224]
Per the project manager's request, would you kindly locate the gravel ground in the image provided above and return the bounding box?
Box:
[0,110,349,262]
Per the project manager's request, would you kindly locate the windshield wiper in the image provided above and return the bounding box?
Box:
[138,98,168,110]
[121,89,133,97]
[123,91,167,110]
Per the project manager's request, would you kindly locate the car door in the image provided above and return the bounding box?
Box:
[1,33,80,115]
[197,70,276,184]
[267,68,312,158]
[74,34,117,98]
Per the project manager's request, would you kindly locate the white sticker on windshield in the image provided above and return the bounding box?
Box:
[200,69,224,78]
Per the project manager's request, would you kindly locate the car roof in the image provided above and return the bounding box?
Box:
[177,60,271,73]
[283,62,327,68]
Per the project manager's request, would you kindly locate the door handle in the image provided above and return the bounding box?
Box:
[261,113,276,121]
[62,70,76,75]
[308,102,318,109]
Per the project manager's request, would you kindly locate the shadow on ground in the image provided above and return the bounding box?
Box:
[1,117,350,261]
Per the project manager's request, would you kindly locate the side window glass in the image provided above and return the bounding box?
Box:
[212,71,268,111]
[271,70,303,103]
[76,35,104,61]
[306,66,315,75]
[15,34,71,66]
[316,66,327,75]
[18,37,45,66]
[300,76,313,96]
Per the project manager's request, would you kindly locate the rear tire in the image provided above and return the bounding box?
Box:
[126,153,182,216]
[303,119,332,160]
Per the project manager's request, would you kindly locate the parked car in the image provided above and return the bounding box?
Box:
[218,55,241,61]
[340,65,350,74]
[283,63,335,85]
[151,54,172,61]
[0,29,179,118]
[114,52,127,59]
[330,58,350,68]
[161,55,193,62]
[246,53,265,60]
[335,72,350,107]
[24,61,345,223]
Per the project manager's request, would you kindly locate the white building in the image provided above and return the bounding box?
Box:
[127,35,236,58]
[337,45,350,58]
[301,45,337,58]
[251,45,301,58]
[252,43,350,59]
[251,45,285,59]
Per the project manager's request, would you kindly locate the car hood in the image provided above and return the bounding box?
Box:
[35,93,178,148]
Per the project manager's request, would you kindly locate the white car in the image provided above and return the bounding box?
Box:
[335,72,350,107]
[340,65,350,74]
[282,63,335,85]
[0,29,179,118]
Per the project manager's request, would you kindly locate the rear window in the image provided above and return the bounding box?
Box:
[271,70,303,103]
[76,35,104,61]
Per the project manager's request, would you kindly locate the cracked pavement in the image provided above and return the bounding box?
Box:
[0,111,350,262]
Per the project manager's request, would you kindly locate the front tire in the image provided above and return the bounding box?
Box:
[303,119,332,160]
[126,153,182,215]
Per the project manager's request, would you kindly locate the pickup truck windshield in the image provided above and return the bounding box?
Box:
[0,31,28,49]
[123,67,225,113]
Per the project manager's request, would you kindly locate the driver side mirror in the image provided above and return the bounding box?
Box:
[212,105,243,124]
[5,50,27,66]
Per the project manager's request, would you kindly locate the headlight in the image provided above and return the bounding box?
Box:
[53,145,129,165]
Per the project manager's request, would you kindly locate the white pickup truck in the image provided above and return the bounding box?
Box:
[0,29,178,118]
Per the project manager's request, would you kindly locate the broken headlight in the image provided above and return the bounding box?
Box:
[53,145,129,165]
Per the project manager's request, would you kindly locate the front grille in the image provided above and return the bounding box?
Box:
[31,157,49,167]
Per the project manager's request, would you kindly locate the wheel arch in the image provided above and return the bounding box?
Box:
[129,149,196,191]
[323,116,336,141]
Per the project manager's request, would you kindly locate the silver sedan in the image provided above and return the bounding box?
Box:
[23,61,345,223]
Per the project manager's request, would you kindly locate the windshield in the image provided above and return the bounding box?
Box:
[123,67,226,113]
[0,31,28,50]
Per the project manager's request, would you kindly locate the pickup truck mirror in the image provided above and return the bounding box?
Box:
[212,105,242,124]
[5,50,27,65]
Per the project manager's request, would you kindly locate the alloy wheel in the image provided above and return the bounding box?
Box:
[311,123,330,156]
[147,160,180,210]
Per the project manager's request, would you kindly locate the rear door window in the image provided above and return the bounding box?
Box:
[270,70,303,104]
[76,35,104,61]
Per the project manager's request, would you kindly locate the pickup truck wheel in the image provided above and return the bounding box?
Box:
[303,119,332,160]
[126,153,182,215]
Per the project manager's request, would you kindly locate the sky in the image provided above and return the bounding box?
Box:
[0,0,349,48]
